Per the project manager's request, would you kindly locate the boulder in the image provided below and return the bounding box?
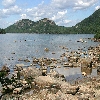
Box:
[21,67,42,79]
[60,81,79,95]
[13,87,22,94]
[65,86,79,95]
[34,76,56,88]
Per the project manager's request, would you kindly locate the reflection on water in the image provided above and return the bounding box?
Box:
[97,71,100,75]
[0,33,99,80]
[81,67,92,75]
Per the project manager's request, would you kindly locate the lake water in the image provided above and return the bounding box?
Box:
[0,33,99,81]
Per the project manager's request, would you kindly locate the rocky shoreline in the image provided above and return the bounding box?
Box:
[0,39,100,100]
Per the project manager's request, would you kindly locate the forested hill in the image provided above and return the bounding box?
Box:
[74,8,100,34]
[5,8,100,34]
[5,18,69,34]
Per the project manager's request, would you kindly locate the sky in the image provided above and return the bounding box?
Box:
[0,0,100,28]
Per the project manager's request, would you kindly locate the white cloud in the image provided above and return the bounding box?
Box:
[74,0,98,10]
[51,0,98,10]
[56,19,71,26]
[20,14,27,19]
[95,5,100,10]
[2,0,16,8]
[51,10,67,21]
[0,19,12,28]
[0,5,22,18]
[19,2,70,27]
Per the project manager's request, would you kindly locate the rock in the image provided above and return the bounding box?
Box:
[1,65,10,72]
[34,76,56,88]
[14,64,24,71]
[13,87,22,94]
[7,85,15,90]
[20,80,27,84]
[78,85,94,95]
[66,86,79,95]
[42,69,47,76]
[48,71,59,78]
[82,72,87,76]
[21,67,42,79]
[63,62,73,67]
[22,84,31,90]
[81,58,92,68]
[61,82,79,95]
[31,82,35,88]
[60,82,71,94]
[44,48,49,51]
[24,59,30,62]
[33,58,39,63]
[11,52,15,54]
[97,64,100,72]
[49,64,55,69]
[81,67,92,75]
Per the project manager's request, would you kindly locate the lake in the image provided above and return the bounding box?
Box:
[0,33,99,82]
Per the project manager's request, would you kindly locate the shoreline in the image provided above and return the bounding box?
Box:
[0,38,100,100]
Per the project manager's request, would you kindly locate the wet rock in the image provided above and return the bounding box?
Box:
[24,59,30,62]
[11,52,15,54]
[49,64,56,69]
[44,48,49,52]
[33,58,39,63]
[82,72,87,76]
[63,62,73,67]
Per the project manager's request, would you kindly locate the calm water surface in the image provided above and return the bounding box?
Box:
[0,33,99,81]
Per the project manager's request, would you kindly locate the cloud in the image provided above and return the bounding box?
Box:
[95,5,100,10]
[2,0,16,8]
[19,2,71,27]
[0,5,22,18]
[74,0,98,10]
[51,10,67,21]
[51,0,98,10]
[0,19,13,28]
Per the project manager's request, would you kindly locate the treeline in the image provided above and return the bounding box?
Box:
[0,28,6,34]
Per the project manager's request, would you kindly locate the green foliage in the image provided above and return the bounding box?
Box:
[5,18,69,34]
[0,28,6,34]
[94,33,100,39]
[0,71,7,79]
[74,8,100,34]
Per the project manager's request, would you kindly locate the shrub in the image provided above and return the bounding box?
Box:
[94,33,100,39]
